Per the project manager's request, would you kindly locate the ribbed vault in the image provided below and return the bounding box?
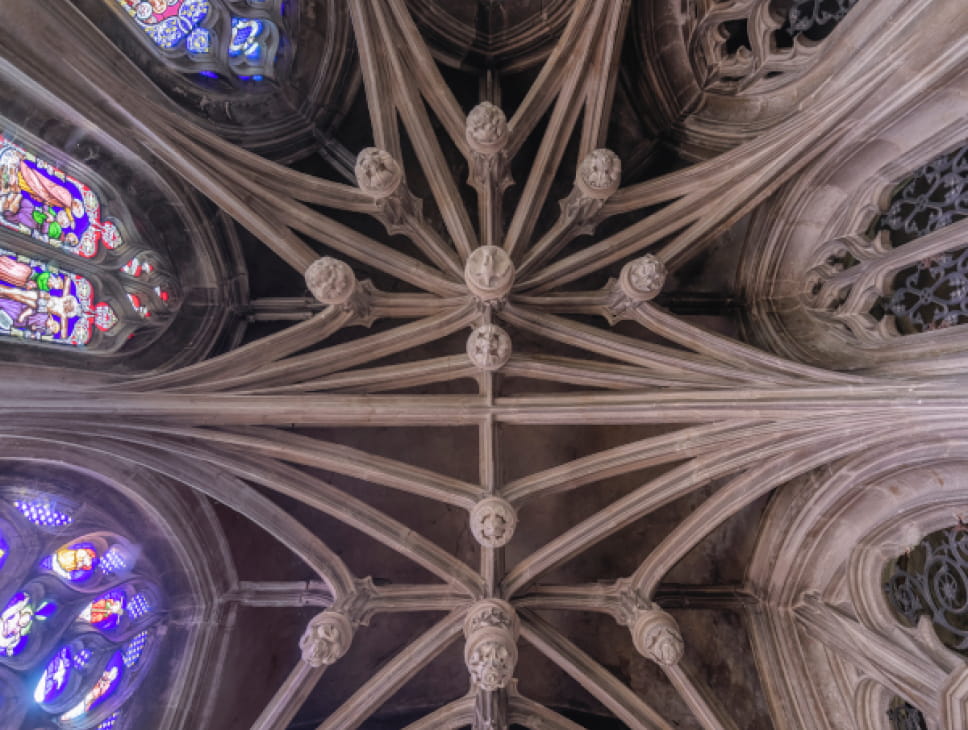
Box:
[1,1,968,728]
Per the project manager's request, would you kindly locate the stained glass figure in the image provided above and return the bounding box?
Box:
[115,0,212,52]
[0,137,112,257]
[122,631,148,668]
[12,498,72,527]
[0,248,95,346]
[60,651,124,722]
[42,543,99,583]
[1,592,55,657]
[79,591,126,631]
[34,646,72,703]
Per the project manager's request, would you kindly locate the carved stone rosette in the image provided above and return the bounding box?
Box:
[305,257,357,306]
[631,607,684,667]
[465,246,515,302]
[470,497,518,548]
[620,254,667,302]
[355,147,403,199]
[299,610,354,668]
[466,102,509,155]
[464,600,520,692]
[466,324,512,372]
[576,148,622,199]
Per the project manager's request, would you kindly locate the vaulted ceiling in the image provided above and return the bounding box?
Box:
[1,1,967,728]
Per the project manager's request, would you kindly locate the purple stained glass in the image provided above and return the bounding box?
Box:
[0,137,107,258]
[80,590,126,631]
[34,646,72,703]
[128,593,152,620]
[73,647,93,669]
[12,497,72,527]
[0,592,53,657]
[123,630,149,668]
[45,542,100,583]
[0,247,95,346]
[98,713,121,730]
[0,530,7,571]
[100,546,128,576]
[61,651,124,722]
[115,0,212,51]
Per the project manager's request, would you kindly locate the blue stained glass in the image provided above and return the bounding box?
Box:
[98,713,121,730]
[229,18,268,62]
[1,593,52,657]
[101,546,128,576]
[73,648,93,669]
[46,542,99,583]
[186,27,211,55]
[123,630,149,668]
[128,593,152,620]
[34,646,72,703]
[117,0,211,50]
[0,530,7,570]
[60,651,124,722]
[13,498,73,527]
[79,590,126,631]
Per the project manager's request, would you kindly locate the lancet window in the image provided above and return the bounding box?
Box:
[110,0,283,82]
[0,131,175,350]
[803,139,968,341]
[688,0,860,93]
[0,490,165,730]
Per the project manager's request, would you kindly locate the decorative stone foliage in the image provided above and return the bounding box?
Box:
[299,610,353,668]
[620,255,667,302]
[464,600,519,692]
[631,608,684,666]
[355,148,403,199]
[577,149,621,199]
[466,103,509,154]
[469,497,517,548]
[466,325,512,372]
[465,246,514,302]
[305,257,357,306]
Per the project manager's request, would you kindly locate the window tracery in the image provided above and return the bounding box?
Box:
[688,0,860,93]
[0,489,165,730]
[886,697,927,730]
[0,131,176,351]
[803,139,968,341]
[884,523,968,655]
[111,0,283,82]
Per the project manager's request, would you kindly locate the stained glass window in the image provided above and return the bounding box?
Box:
[34,646,73,703]
[115,0,211,51]
[12,497,73,527]
[41,542,100,583]
[60,652,125,722]
[80,590,127,631]
[0,491,165,729]
[112,0,282,80]
[0,592,56,657]
[0,123,177,353]
[0,137,117,258]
